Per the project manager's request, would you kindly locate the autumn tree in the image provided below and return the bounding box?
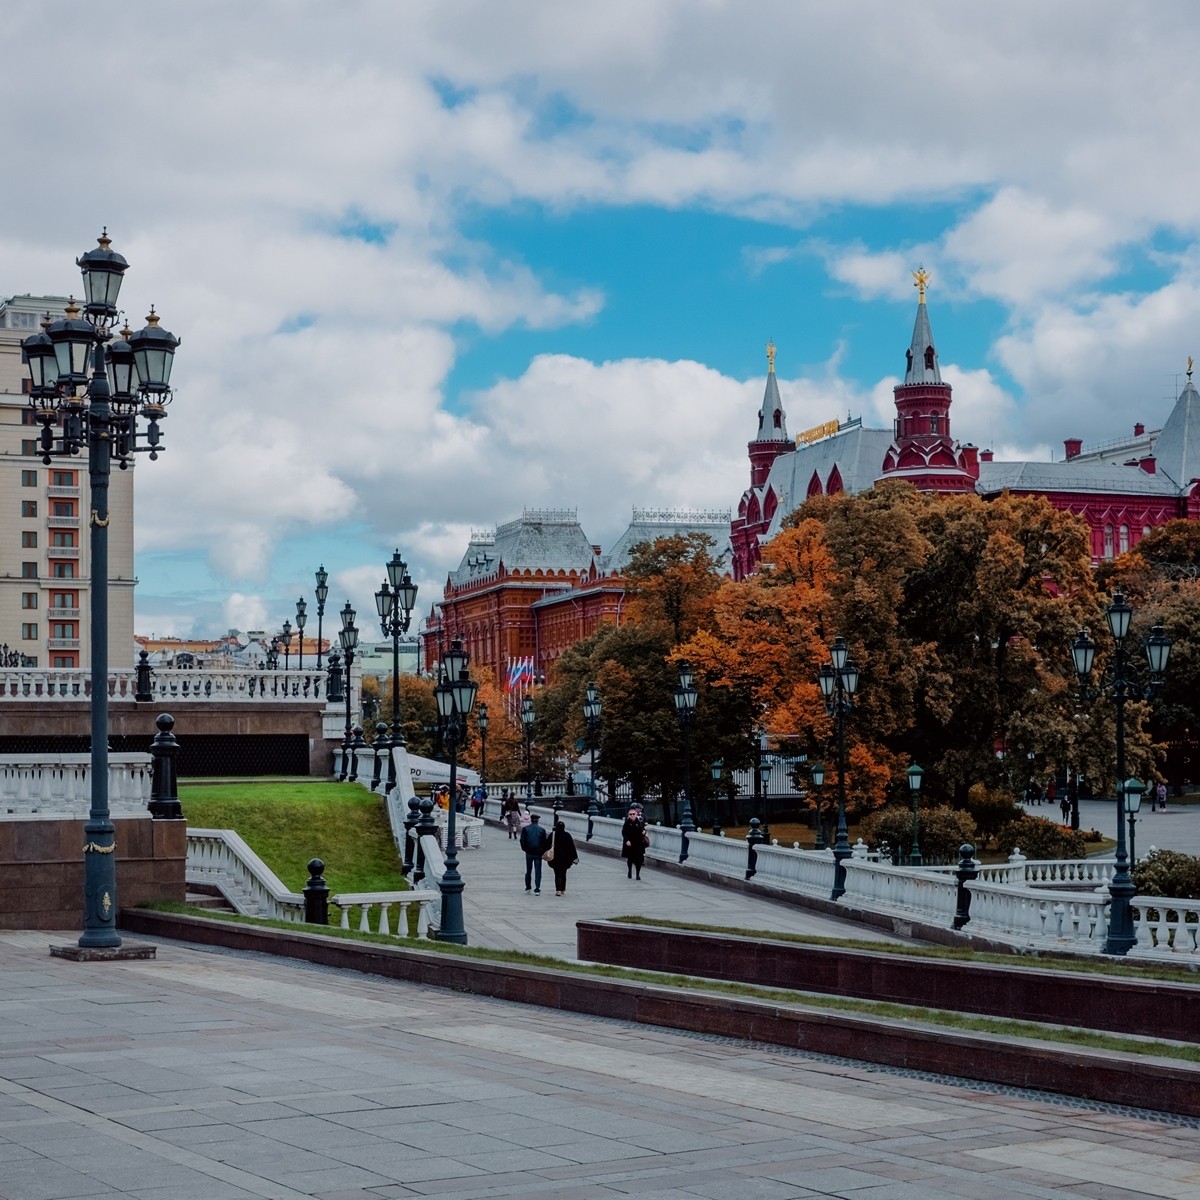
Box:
[623,533,722,646]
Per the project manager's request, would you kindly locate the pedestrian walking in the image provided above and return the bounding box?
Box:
[519,812,551,893]
[471,784,487,817]
[1156,780,1168,812]
[501,789,521,838]
[621,805,649,880]
[547,819,579,895]
[1060,795,1070,826]
[1045,777,1056,810]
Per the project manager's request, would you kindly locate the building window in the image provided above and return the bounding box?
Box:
[20,531,37,548]
[51,470,76,487]
[1143,525,1152,538]
[20,623,37,640]
[21,470,37,487]
[1104,524,1114,558]
[52,656,75,668]
[21,592,37,610]
[21,562,37,579]
[51,592,77,608]
[931,415,941,433]
[21,500,37,518]
[52,501,74,517]
[51,622,76,639]
[21,439,38,456]
[51,562,75,579]
[1119,524,1130,554]
[21,406,37,424]
[51,531,76,548]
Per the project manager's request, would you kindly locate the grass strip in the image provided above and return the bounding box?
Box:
[139,902,1200,1066]
[610,915,1200,983]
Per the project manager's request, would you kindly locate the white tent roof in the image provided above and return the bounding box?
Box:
[396,749,481,787]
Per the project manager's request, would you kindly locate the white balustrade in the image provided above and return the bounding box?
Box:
[1131,898,1200,958]
[0,667,329,703]
[186,828,306,921]
[0,753,151,817]
[331,891,433,940]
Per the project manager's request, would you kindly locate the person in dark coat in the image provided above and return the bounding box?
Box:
[621,806,648,880]
[518,813,550,893]
[548,819,579,895]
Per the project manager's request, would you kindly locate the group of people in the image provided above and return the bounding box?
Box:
[498,788,652,894]
[1024,776,1171,826]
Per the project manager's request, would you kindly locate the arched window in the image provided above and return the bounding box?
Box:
[1119,524,1129,554]
[1104,524,1114,558]
[924,345,935,369]
[931,415,940,434]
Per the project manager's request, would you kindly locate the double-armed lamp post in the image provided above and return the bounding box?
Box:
[337,602,359,782]
[817,635,861,901]
[1071,593,1172,955]
[434,639,478,944]
[23,231,180,950]
[375,550,418,793]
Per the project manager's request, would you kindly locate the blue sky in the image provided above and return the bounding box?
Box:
[5,1,1200,643]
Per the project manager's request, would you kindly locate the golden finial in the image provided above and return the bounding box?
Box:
[766,340,777,373]
[145,306,160,327]
[913,266,930,303]
[1188,356,1194,380]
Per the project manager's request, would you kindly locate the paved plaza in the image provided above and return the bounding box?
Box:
[3,929,1199,1200]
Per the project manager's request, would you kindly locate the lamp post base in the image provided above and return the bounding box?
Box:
[51,942,157,962]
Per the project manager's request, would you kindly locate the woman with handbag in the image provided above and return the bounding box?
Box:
[621,805,648,880]
[547,819,579,896]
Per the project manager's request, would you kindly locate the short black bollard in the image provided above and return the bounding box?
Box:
[953,842,978,930]
[303,858,329,925]
[348,725,366,783]
[147,713,183,819]
[745,817,765,880]
[401,796,420,876]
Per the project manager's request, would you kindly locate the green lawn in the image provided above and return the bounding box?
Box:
[181,781,405,894]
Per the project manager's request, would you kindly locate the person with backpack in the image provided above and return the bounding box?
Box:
[518,813,551,894]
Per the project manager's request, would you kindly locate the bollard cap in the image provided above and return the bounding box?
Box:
[307,858,325,876]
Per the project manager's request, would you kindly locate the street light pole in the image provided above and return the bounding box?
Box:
[314,566,329,669]
[1124,778,1142,867]
[477,702,489,786]
[584,682,602,839]
[818,635,861,901]
[23,231,180,951]
[295,597,307,671]
[375,550,418,794]
[907,763,924,866]
[434,639,478,944]
[672,662,698,863]
[757,759,772,841]
[1071,597,1172,955]
[709,759,723,837]
[338,602,359,783]
[281,619,292,673]
[811,763,826,850]
[521,695,535,804]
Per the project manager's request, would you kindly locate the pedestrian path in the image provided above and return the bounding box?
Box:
[1,929,1195,1199]
[1022,796,1200,856]
[446,818,907,957]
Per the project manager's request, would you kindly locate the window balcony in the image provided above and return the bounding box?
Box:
[47,515,80,529]
[49,607,80,619]
[47,638,80,651]
[48,547,80,559]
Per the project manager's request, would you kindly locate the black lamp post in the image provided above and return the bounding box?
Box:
[709,758,724,837]
[314,565,329,668]
[757,759,772,839]
[23,231,180,951]
[811,762,826,849]
[281,619,292,672]
[338,602,359,782]
[375,550,418,794]
[584,682,602,837]
[907,763,924,866]
[818,634,861,901]
[1124,777,1143,867]
[265,638,280,672]
[672,662,698,862]
[295,597,307,670]
[1071,595,1172,955]
[434,638,478,944]
[521,694,535,804]
[477,702,489,785]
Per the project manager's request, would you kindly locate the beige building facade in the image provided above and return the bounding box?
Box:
[0,294,135,670]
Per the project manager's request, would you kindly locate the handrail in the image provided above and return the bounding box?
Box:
[186,828,305,921]
[330,890,433,939]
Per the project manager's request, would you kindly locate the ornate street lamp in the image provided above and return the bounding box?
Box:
[314,565,330,668]
[477,702,489,785]
[337,603,359,782]
[709,758,724,837]
[295,597,307,670]
[1124,777,1143,867]
[672,662,698,862]
[1072,597,1172,955]
[434,638,478,944]
[521,694,535,804]
[23,231,180,951]
[375,550,418,793]
[811,762,826,850]
[907,763,924,866]
[757,758,772,839]
[281,619,292,672]
[265,638,280,672]
[583,682,602,839]
[818,634,862,900]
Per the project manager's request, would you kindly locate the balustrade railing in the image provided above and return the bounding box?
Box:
[1,753,151,817]
[1131,898,1200,957]
[331,891,433,939]
[0,667,330,703]
[186,828,306,921]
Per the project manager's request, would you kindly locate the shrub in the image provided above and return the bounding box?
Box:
[965,783,1024,850]
[861,804,976,865]
[1132,849,1200,900]
[996,815,1087,861]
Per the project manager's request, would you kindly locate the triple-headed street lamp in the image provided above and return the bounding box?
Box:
[817,635,861,901]
[22,231,180,950]
[1071,594,1172,955]
[314,565,329,668]
[584,682,602,838]
[375,549,418,794]
[672,662,698,862]
[434,639,478,944]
